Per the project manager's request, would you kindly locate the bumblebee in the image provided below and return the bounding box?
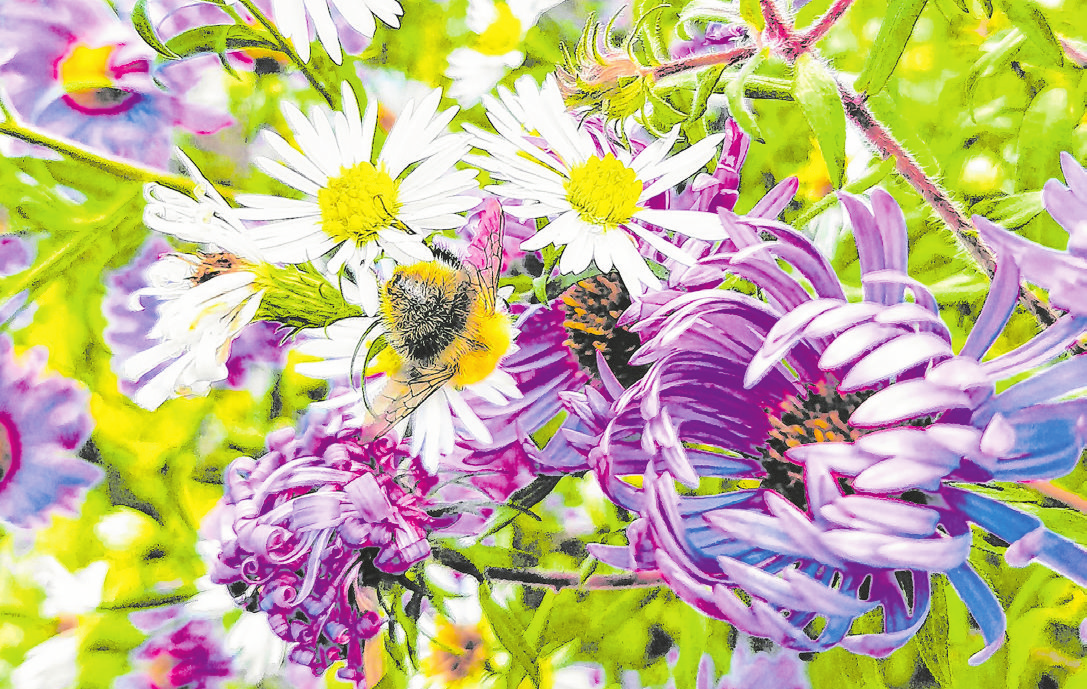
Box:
[360,200,510,437]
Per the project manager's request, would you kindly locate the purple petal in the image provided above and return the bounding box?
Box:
[838,331,952,392]
[849,380,972,427]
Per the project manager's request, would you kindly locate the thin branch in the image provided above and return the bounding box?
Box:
[235,0,336,108]
[794,0,857,56]
[485,567,666,591]
[652,46,756,80]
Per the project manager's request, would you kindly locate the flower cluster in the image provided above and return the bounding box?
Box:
[208,408,453,684]
[8,0,1087,686]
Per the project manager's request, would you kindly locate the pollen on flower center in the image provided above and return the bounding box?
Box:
[0,414,20,489]
[318,162,401,245]
[57,43,114,92]
[757,379,872,510]
[564,154,643,229]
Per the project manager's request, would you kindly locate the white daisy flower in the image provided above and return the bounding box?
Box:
[271,0,403,64]
[466,74,728,294]
[235,82,480,314]
[445,0,565,105]
[123,153,270,410]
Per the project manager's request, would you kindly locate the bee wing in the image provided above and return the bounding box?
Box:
[464,198,505,308]
[365,366,456,440]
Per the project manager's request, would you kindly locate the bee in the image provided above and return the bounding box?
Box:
[359,199,510,439]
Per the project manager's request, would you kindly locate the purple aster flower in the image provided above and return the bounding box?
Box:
[578,186,1087,663]
[0,334,99,528]
[454,303,591,477]
[0,0,231,168]
[209,408,461,686]
[117,619,234,689]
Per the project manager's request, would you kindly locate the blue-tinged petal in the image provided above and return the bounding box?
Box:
[945,563,1006,665]
[960,258,1021,361]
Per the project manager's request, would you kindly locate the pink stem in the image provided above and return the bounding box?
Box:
[795,0,857,56]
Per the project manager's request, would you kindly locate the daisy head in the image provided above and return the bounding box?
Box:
[466,75,727,295]
[236,82,480,305]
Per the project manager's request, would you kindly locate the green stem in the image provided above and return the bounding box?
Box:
[0,119,194,195]
[236,0,336,108]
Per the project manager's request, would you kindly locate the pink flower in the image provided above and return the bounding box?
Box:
[0,0,231,168]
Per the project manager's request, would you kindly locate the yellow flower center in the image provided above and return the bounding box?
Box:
[318,162,401,245]
[58,44,114,92]
[422,621,488,688]
[564,154,643,229]
[474,3,523,55]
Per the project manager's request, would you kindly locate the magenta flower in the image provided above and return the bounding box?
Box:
[0,0,231,168]
[0,335,99,528]
[580,186,1087,663]
[209,408,457,685]
[117,619,234,689]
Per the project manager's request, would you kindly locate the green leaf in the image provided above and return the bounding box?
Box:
[961,28,1025,119]
[994,0,1063,65]
[1016,86,1075,192]
[132,0,179,59]
[164,25,278,59]
[853,0,928,96]
[478,584,540,688]
[971,191,1044,230]
[725,49,766,143]
[916,575,955,688]
[794,53,847,189]
[687,64,725,124]
[739,0,765,32]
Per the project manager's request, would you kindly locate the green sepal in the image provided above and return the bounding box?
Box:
[132,0,179,59]
[725,48,768,143]
[164,24,278,60]
[794,53,847,189]
[252,262,364,330]
[853,0,929,96]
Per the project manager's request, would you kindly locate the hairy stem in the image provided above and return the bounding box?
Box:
[652,46,756,79]
[759,0,797,46]
[235,0,336,108]
[837,85,1060,326]
[795,0,857,56]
